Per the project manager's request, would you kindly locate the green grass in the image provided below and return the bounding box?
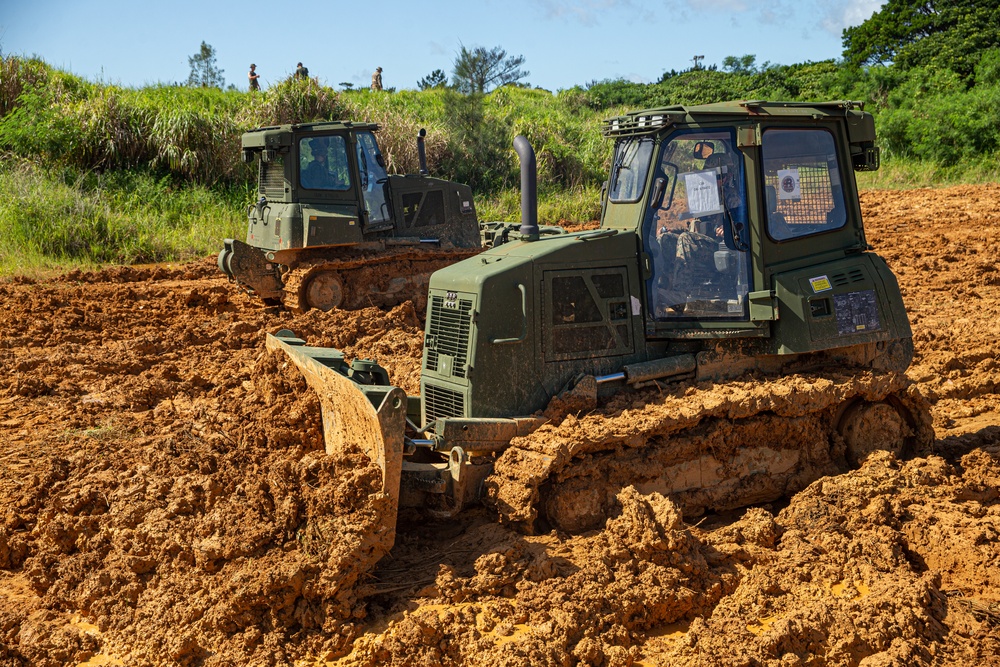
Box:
[3,55,1000,276]
[0,157,245,276]
[857,155,1000,190]
[479,185,603,223]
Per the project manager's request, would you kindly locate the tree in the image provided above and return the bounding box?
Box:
[418,69,448,90]
[721,54,758,75]
[842,0,1000,80]
[187,41,225,89]
[451,45,528,94]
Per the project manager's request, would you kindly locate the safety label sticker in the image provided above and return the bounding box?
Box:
[834,290,881,335]
[809,275,833,292]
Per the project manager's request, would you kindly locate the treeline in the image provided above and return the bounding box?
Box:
[0,58,612,196]
[3,49,1000,199]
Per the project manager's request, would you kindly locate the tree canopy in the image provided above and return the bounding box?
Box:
[187,41,225,89]
[842,0,1000,80]
[417,69,448,90]
[451,45,528,94]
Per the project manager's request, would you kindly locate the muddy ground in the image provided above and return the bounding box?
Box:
[1,185,999,667]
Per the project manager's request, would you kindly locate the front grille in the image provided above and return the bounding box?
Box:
[259,159,285,200]
[424,383,465,422]
[426,295,473,379]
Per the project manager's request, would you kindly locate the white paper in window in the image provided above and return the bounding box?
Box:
[684,170,722,215]
[777,168,801,200]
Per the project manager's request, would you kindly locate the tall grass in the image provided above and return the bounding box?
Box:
[0,156,245,275]
[1,54,998,274]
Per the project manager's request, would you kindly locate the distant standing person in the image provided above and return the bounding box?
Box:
[371,66,383,91]
[295,62,309,80]
[248,64,260,91]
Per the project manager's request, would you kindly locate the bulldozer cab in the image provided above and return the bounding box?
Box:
[603,101,881,339]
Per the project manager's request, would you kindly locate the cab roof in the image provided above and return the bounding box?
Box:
[602,100,870,138]
[242,120,380,149]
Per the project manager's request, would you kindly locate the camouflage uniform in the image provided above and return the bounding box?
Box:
[295,63,309,80]
[248,65,260,91]
[653,230,719,315]
[371,67,383,91]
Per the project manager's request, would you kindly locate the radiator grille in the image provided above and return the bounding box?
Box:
[403,190,446,227]
[259,159,285,200]
[426,295,473,379]
[424,383,465,422]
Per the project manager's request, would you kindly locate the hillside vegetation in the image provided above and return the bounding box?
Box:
[2,0,999,272]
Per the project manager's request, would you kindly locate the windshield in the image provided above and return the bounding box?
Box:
[608,137,654,203]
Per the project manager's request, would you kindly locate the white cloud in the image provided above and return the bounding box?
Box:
[819,0,885,36]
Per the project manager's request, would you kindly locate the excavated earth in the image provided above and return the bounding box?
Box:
[1,185,999,667]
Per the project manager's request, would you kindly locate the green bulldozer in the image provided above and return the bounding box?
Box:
[218,122,486,312]
[267,101,932,558]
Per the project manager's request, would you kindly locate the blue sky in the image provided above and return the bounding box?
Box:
[2,0,885,92]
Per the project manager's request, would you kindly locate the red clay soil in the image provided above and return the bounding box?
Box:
[1,185,999,667]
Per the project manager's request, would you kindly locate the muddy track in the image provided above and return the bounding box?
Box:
[489,370,933,533]
[1,185,999,666]
[280,247,480,313]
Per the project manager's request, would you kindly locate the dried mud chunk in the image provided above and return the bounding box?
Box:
[606,487,686,559]
[543,374,598,422]
[0,529,28,569]
[15,610,100,667]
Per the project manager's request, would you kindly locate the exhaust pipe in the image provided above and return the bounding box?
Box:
[513,135,539,241]
[417,128,429,175]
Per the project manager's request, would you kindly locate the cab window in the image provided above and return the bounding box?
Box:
[608,137,654,203]
[761,129,847,241]
[299,135,351,191]
[356,131,390,224]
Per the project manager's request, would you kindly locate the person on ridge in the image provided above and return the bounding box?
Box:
[248,64,261,91]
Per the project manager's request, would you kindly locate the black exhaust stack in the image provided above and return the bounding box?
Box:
[514,135,539,241]
[417,128,429,175]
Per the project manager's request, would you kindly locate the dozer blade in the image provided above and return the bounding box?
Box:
[219,238,284,300]
[265,332,407,553]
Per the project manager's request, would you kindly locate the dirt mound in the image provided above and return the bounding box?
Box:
[0,271,425,665]
[2,184,1000,666]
